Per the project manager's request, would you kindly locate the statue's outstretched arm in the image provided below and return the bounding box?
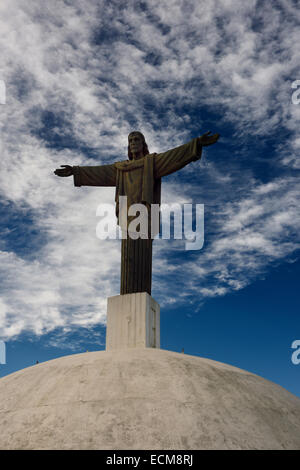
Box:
[54,163,117,187]
[154,132,219,179]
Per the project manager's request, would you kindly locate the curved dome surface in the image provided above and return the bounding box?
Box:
[0,348,299,449]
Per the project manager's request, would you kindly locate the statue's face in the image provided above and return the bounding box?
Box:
[128,133,143,157]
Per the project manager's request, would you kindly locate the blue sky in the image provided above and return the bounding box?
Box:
[0,0,300,397]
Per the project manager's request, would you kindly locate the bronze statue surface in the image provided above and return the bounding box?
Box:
[54,131,219,295]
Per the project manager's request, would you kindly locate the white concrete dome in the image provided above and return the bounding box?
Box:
[0,348,299,449]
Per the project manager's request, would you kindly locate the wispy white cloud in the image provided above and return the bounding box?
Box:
[153,176,300,305]
[0,0,299,341]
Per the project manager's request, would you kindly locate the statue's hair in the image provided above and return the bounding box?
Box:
[128,131,149,160]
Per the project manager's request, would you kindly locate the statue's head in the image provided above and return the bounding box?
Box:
[128,131,149,160]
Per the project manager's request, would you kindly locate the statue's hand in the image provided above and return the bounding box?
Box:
[198,131,220,147]
[54,165,74,177]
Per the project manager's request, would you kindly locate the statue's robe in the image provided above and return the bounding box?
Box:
[73,137,202,295]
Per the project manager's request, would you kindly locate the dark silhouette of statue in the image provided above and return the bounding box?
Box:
[54,131,219,295]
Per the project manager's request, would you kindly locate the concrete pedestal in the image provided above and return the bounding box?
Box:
[106,293,160,350]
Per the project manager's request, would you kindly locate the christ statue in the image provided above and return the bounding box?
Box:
[54,131,219,295]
